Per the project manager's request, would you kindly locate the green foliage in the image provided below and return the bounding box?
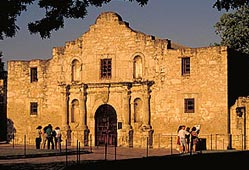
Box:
[214,6,249,54]
[213,0,249,11]
[0,0,34,40]
[0,0,148,40]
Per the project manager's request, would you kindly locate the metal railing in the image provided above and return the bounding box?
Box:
[9,132,249,151]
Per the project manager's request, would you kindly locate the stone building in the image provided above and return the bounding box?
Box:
[6,11,249,149]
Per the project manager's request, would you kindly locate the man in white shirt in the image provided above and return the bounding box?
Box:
[178,125,189,153]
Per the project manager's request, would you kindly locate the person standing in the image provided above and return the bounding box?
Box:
[42,125,48,149]
[35,126,42,149]
[45,124,54,149]
[190,126,199,153]
[54,127,62,151]
[185,127,191,153]
[176,125,182,151]
[177,125,189,153]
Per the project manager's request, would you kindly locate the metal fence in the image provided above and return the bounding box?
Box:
[154,133,248,151]
[10,132,249,151]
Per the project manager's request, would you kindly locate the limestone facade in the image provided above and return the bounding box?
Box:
[6,11,249,149]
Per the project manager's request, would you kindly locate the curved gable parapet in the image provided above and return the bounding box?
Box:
[93,11,131,30]
[53,11,173,59]
[95,11,123,24]
[83,11,130,38]
[80,11,169,48]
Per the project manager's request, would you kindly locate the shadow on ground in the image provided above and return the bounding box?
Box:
[0,150,248,169]
[64,151,249,169]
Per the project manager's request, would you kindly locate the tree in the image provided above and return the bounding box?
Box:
[213,0,249,11]
[214,6,249,54]
[0,0,148,40]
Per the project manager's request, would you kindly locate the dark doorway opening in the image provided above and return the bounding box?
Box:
[95,104,117,146]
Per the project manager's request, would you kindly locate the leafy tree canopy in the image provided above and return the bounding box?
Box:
[214,6,249,54]
[213,0,249,11]
[0,0,148,40]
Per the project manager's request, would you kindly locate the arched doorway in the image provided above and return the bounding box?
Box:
[95,104,117,146]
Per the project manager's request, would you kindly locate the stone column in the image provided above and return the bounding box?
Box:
[82,84,89,146]
[143,82,153,127]
[79,86,85,128]
[61,85,70,129]
[60,85,71,145]
[143,92,150,126]
[82,84,88,129]
[121,83,133,147]
[130,101,134,128]
[123,84,131,128]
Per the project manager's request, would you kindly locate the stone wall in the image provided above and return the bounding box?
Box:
[7,11,233,149]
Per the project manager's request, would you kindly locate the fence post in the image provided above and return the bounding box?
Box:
[146,136,149,157]
[24,135,26,157]
[76,140,79,163]
[65,139,68,166]
[114,137,117,160]
[89,134,92,152]
[12,133,15,148]
[170,135,173,155]
[242,134,244,150]
[104,133,107,160]
[77,141,80,163]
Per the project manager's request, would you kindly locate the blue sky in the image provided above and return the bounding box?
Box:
[0,0,226,66]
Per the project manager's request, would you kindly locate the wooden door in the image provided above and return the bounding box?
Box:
[95,104,117,146]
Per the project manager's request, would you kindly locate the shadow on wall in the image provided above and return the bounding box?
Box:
[7,118,16,143]
[228,48,249,107]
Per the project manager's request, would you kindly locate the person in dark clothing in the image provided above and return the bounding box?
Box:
[35,126,42,149]
[45,124,54,149]
[185,127,191,153]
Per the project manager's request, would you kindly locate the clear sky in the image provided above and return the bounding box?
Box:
[0,0,226,67]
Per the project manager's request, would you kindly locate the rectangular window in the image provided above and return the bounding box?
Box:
[31,67,38,82]
[30,102,38,115]
[184,98,195,113]
[182,57,190,75]
[100,59,112,79]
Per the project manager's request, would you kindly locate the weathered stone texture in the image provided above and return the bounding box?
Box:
[7,11,233,149]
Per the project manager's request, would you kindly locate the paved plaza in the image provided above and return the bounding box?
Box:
[0,143,248,169]
[0,143,178,169]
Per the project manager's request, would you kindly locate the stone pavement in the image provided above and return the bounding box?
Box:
[0,143,179,168]
[1,143,248,169]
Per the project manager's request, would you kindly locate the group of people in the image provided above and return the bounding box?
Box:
[35,124,62,151]
[177,125,199,154]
